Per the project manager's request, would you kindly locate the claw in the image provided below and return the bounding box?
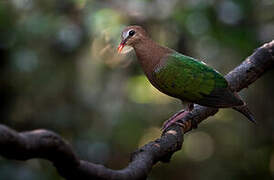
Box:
[162,110,189,131]
[162,108,197,132]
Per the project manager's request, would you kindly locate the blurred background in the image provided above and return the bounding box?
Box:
[0,0,274,179]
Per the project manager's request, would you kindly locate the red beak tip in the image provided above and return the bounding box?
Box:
[117,44,124,53]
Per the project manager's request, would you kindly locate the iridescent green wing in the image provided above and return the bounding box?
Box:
[153,52,228,103]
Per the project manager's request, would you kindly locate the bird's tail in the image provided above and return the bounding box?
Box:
[233,103,256,123]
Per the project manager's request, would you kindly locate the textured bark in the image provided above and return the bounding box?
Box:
[0,40,273,180]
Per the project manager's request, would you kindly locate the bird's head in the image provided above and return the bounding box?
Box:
[118,25,148,53]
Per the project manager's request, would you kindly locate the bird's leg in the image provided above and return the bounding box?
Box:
[162,103,196,131]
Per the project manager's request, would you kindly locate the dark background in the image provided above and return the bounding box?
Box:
[0,0,274,179]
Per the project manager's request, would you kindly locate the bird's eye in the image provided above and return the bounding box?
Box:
[128,30,135,37]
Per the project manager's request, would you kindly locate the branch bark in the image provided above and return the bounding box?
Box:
[0,40,273,180]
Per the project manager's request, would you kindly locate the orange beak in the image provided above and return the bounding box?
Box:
[117,39,127,53]
[117,43,125,53]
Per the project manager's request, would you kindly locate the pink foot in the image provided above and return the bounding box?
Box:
[162,110,189,131]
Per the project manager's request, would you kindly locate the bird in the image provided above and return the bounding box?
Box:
[118,25,255,131]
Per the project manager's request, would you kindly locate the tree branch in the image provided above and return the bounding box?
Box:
[0,40,273,180]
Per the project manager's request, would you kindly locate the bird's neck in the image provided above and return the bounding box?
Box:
[133,38,173,76]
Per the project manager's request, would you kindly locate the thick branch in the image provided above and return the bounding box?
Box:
[0,40,273,180]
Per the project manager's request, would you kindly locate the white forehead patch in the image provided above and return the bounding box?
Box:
[122,29,133,39]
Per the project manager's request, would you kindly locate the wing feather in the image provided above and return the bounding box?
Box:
[153,53,242,107]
